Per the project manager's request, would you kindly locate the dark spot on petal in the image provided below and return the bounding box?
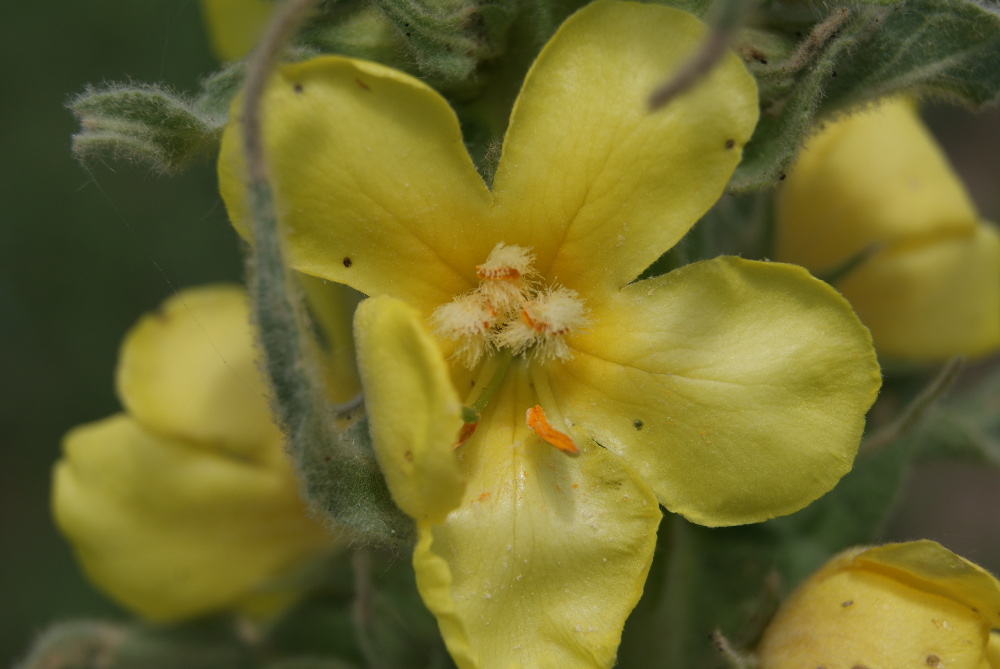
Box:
[343,257,353,268]
[293,83,304,94]
[852,665,869,669]
[404,450,414,462]
[633,419,644,430]
[926,655,941,667]
[841,600,853,607]
[355,78,370,91]
[725,138,736,149]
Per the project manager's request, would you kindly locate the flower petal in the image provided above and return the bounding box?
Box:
[200,0,273,61]
[757,543,998,669]
[550,256,881,527]
[354,295,467,524]
[52,415,333,622]
[857,540,1000,628]
[491,0,758,293]
[116,285,281,464]
[218,57,494,314]
[837,224,1000,361]
[776,99,980,274]
[413,362,661,669]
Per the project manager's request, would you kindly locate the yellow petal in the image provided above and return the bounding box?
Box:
[353,295,466,524]
[218,57,494,315]
[115,285,280,464]
[52,415,333,622]
[413,362,661,669]
[298,274,364,404]
[837,224,1000,361]
[858,540,1000,628]
[757,542,1000,669]
[491,0,758,294]
[776,99,980,274]
[200,0,273,62]
[550,256,881,526]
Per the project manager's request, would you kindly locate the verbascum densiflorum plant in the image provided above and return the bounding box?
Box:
[220,2,882,666]
[52,285,338,623]
[757,540,1000,669]
[775,98,1000,363]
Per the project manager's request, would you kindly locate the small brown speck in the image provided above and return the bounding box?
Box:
[779,173,787,181]
[323,456,332,462]
[355,78,370,91]
[831,70,838,77]
[405,32,411,37]
[926,655,941,667]
[293,83,304,94]
[758,58,768,65]
[403,450,414,462]
[725,138,736,149]
[633,419,644,430]
[343,257,353,268]
[841,600,853,607]
[851,665,869,669]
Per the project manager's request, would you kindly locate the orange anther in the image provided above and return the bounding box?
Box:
[454,422,478,449]
[525,405,578,454]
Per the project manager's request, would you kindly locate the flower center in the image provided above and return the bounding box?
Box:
[430,243,589,369]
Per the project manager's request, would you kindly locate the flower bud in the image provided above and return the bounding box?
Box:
[757,540,1000,669]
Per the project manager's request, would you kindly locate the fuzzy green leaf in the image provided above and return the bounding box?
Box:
[70,85,225,173]
[732,0,1000,192]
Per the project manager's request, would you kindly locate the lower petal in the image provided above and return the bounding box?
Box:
[553,256,881,527]
[414,362,661,669]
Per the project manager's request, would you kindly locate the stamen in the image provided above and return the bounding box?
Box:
[526,405,578,454]
[497,286,588,361]
[476,243,537,317]
[430,292,496,368]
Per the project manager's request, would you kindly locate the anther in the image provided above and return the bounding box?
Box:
[476,243,537,317]
[430,292,497,368]
[526,405,578,454]
[498,286,587,361]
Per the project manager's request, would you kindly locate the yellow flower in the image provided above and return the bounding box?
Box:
[52,285,336,623]
[200,0,273,61]
[776,99,1000,362]
[757,540,1000,669]
[218,2,881,665]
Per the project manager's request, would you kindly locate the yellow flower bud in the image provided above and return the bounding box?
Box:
[52,285,337,623]
[776,99,1000,362]
[757,540,1000,669]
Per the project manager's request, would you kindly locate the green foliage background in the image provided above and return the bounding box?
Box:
[2,0,1000,665]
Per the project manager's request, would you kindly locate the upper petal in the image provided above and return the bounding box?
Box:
[491,0,758,293]
[116,285,281,464]
[219,57,495,314]
[549,256,881,526]
[837,224,1000,361]
[414,362,661,669]
[776,99,980,274]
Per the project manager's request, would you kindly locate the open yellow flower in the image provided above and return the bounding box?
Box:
[219,1,881,665]
[52,285,335,623]
[776,99,1000,362]
[757,540,1000,669]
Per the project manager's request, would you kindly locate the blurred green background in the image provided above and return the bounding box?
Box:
[2,1,999,665]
